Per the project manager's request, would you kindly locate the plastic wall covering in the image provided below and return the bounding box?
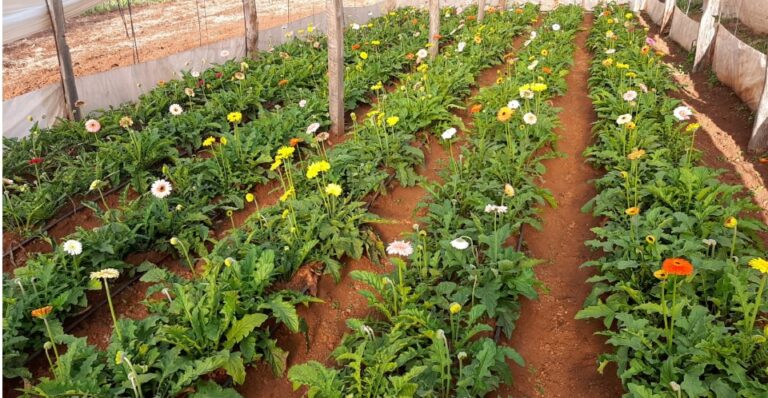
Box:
[3,0,105,44]
[0,0,629,139]
[669,5,698,51]
[712,26,767,111]
[646,0,664,24]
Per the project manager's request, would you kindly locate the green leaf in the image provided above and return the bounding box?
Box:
[261,297,300,332]
[224,313,268,350]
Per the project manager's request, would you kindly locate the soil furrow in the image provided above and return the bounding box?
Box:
[499,15,624,398]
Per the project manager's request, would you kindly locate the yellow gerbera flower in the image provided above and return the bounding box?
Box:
[325,183,343,197]
[496,107,513,123]
[203,136,216,147]
[306,160,331,179]
[653,269,668,280]
[220,136,228,145]
[360,52,369,60]
[270,158,283,171]
[276,146,296,160]
[245,193,255,202]
[280,187,295,202]
[227,112,243,123]
[627,148,646,160]
[531,83,547,92]
[749,258,768,274]
[724,217,738,229]
[625,207,641,216]
[386,116,400,127]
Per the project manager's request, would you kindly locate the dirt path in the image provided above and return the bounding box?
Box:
[500,16,624,398]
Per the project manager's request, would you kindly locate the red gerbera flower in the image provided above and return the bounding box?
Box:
[29,157,43,165]
[661,258,694,276]
[215,72,224,79]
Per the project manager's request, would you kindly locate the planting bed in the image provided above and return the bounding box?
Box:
[3,3,767,398]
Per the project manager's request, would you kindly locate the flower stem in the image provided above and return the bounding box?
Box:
[104,280,123,340]
[42,318,60,363]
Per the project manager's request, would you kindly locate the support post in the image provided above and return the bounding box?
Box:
[327,0,345,135]
[45,0,81,121]
[692,0,719,72]
[428,0,440,59]
[749,65,768,151]
[478,0,486,22]
[243,0,259,58]
[660,0,675,32]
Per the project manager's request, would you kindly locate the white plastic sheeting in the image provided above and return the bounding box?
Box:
[646,0,664,24]
[669,6,698,51]
[3,0,105,44]
[712,26,767,111]
[2,84,67,134]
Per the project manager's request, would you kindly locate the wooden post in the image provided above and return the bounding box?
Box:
[477,0,486,22]
[749,66,768,151]
[692,0,719,72]
[243,0,259,58]
[428,0,440,59]
[45,0,81,121]
[327,0,345,135]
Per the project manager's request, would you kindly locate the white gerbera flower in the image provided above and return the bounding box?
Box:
[616,114,633,125]
[551,23,561,31]
[520,89,534,99]
[191,70,200,78]
[523,112,538,125]
[623,90,638,102]
[457,42,466,52]
[527,60,539,70]
[507,100,521,109]
[352,23,361,30]
[150,179,173,199]
[386,240,414,257]
[417,48,429,59]
[450,237,470,250]
[90,268,120,280]
[484,204,508,214]
[62,239,83,256]
[530,31,537,38]
[307,122,321,134]
[673,105,693,121]
[85,119,101,133]
[169,104,183,115]
[442,127,457,140]
[605,48,616,54]
[299,99,307,108]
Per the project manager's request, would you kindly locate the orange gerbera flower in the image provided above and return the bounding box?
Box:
[278,79,289,87]
[515,8,524,14]
[470,104,483,113]
[433,34,443,40]
[351,43,361,50]
[662,258,694,276]
[603,10,612,16]
[289,138,304,147]
[406,53,415,60]
[542,66,552,74]
[411,18,419,25]
[31,305,53,319]
[467,15,477,21]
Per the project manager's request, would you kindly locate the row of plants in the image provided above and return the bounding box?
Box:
[1,11,421,234]
[576,4,768,397]
[3,7,436,381]
[288,5,585,396]
[10,5,540,397]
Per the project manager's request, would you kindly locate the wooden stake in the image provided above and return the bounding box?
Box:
[478,0,486,22]
[428,0,440,59]
[45,0,81,121]
[243,0,259,59]
[328,0,345,135]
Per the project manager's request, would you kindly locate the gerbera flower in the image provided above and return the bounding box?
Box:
[169,104,183,115]
[299,99,307,108]
[450,237,470,250]
[646,37,656,46]
[62,239,83,256]
[645,235,656,244]
[673,106,693,121]
[234,72,245,80]
[119,116,134,129]
[316,132,330,142]
[749,257,768,274]
[724,216,738,229]
[442,127,457,140]
[85,119,101,133]
[307,122,321,134]
[290,138,303,147]
[616,114,632,125]
[31,306,53,319]
[184,87,195,97]
[527,60,539,70]
[306,160,331,179]
[662,258,694,276]
[325,183,343,197]
[552,23,561,31]
[653,269,668,280]
[457,42,466,52]
[627,148,646,160]
[386,240,414,257]
[605,48,616,54]
[417,48,428,59]
[276,146,295,160]
[470,104,483,113]
[90,268,120,280]
[623,90,638,102]
[360,52,368,60]
[504,183,515,197]
[150,179,173,199]
[227,112,243,123]
[625,206,640,216]
[352,23,361,30]
[278,79,289,87]
[203,136,216,147]
[220,136,228,145]
[508,100,521,109]
[351,43,361,50]
[28,157,44,165]
[497,107,514,122]
[245,193,255,202]
[484,204,508,214]
[449,302,462,314]
[280,187,295,202]
[523,112,537,125]
[520,89,534,99]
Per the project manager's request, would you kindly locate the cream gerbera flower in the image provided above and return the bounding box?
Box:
[622,90,638,102]
[450,237,470,250]
[673,105,693,121]
[90,268,120,280]
[307,122,321,134]
[62,239,83,256]
[441,127,457,140]
[523,112,538,125]
[616,114,632,125]
[150,179,173,199]
[85,119,101,133]
[169,104,183,115]
[386,240,413,257]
